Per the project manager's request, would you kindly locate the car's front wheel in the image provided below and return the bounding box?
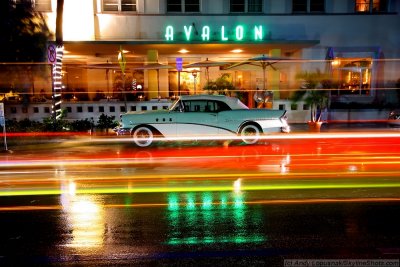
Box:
[132,126,154,147]
[239,123,262,144]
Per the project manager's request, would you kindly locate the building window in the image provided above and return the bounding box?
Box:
[167,0,199,13]
[293,0,325,13]
[110,106,115,112]
[355,0,387,13]
[120,106,126,112]
[310,0,324,12]
[231,0,245,12]
[34,0,52,12]
[33,107,39,113]
[77,106,83,113]
[248,0,262,12]
[88,106,94,112]
[103,0,137,12]
[141,106,147,111]
[331,58,372,96]
[66,107,72,113]
[185,0,200,12]
[99,106,105,113]
[230,0,262,13]
[130,106,136,111]
[292,0,307,12]
[11,107,17,114]
[44,107,50,113]
[22,107,28,114]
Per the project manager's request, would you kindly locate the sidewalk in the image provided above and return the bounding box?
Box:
[290,122,394,132]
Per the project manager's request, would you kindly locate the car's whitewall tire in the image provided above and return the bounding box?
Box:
[240,123,262,144]
[132,126,154,147]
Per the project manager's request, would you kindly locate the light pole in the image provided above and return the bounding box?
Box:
[192,70,198,95]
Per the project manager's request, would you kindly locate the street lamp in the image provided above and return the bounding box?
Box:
[192,70,198,95]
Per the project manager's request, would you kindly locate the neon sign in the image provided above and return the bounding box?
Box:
[164,25,264,42]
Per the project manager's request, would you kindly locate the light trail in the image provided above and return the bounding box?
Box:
[70,131,400,144]
[2,151,400,168]
[1,179,400,197]
[2,197,400,212]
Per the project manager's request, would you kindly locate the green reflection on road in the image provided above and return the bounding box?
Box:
[166,192,266,245]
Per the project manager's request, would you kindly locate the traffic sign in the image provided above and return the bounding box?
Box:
[47,44,57,64]
[176,57,183,71]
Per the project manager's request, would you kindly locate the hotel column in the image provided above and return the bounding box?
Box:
[268,49,281,102]
[147,50,159,100]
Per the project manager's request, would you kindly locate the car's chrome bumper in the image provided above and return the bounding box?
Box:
[281,125,291,133]
[113,127,131,136]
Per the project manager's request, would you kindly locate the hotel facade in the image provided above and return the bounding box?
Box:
[3,0,400,123]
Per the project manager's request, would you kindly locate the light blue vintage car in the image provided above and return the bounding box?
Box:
[118,95,290,147]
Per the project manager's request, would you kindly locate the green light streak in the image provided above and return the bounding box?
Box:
[167,235,265,245]
[2,182,400,197]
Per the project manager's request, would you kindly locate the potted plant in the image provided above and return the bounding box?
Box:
[291,69,332,132]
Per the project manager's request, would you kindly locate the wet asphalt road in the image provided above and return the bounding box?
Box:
[1,124,400,266]
[1,192,400,266]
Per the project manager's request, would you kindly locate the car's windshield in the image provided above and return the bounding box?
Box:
[169,98,182,111]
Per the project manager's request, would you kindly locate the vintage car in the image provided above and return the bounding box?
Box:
[118,95,290,147]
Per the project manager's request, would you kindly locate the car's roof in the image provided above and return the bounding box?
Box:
[178,94,248,109]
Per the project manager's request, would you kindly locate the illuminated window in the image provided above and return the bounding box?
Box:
[34,0,52,12]
[167,0,200,13]
[103,0,137,12]
[230,0,262,13]
[331,58,372,96]
[293,0,325,13]
[355,0,388,13]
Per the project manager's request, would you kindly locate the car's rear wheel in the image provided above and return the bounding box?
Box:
[239,123,262,144]
[132,126,154,147]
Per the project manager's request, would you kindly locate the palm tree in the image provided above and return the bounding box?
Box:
[0,0,51,96]
[291,69,332,128]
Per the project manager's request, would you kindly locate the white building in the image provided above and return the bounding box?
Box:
[3,0,400,123]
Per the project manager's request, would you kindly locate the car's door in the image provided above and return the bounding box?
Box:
[174,100,219,138]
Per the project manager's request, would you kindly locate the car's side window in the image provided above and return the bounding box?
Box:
[180,100,231,112]
[215,101,231,112]
[182,100,207,112]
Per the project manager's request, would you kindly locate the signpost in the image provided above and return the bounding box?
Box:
[176,58,183,96]
[0,103,8,151]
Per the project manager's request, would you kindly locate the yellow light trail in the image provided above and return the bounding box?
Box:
[0,171,395,183]
[1,181,400,197]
